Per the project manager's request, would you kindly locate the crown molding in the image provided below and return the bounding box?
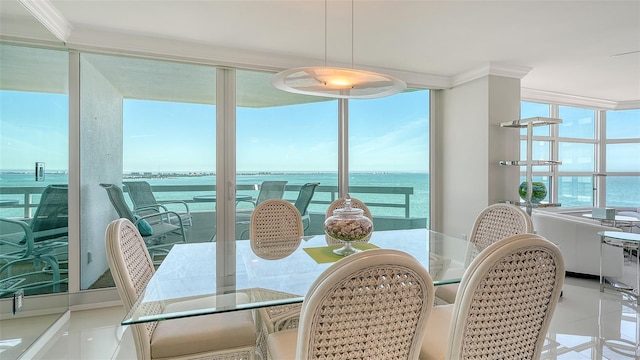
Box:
[451,63,532,87]
[615,100,640,110]
[18,0,72,43]
[521,88,639,110]
[63,25,452,90]
[5,18,635,108]
[0,15,64,45]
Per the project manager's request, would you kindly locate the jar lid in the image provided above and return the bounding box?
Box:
[332,206,364,216]
[331,198,364,217]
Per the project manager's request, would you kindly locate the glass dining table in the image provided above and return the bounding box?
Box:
[121,228,475,325]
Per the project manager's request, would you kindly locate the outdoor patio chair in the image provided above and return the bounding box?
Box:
[293,182,319,231]
[0,184,69,297]
[238,180,288,208]
[236,180,289,236]
[100,183,187,264]
[267,249,435,360]
[420,234,564,360]
[435,203,533,304]
[124,181,192,226]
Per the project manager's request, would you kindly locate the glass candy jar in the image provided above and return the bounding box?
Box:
[324,198,373,256]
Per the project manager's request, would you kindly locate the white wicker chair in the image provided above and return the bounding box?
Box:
[105,218,256,360]
[436,203,533,304]
[267,249,435,360]
[420,233,565,360]
[250,199,304,260]
[248,199,304,359]
[325,197,373,245]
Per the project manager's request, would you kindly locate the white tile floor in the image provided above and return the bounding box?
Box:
[12,272,640,360]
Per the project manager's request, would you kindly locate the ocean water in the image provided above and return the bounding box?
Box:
[0,172,430,219]
[2,172,638,219]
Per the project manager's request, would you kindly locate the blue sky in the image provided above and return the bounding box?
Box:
[1,89,430,173]
[0,91,69,171]
[2,90,636,173]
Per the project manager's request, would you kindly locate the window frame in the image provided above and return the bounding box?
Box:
[521,102,640,208]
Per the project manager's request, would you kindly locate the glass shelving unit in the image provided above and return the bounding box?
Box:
[500,117,563,215]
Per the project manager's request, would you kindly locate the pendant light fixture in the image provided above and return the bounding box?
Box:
[271,0,406,99]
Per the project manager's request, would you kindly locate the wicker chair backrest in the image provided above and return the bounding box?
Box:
[449,234,564,359]
[467,203,533,264]
[250,199,303,260]
[297,249,434,360]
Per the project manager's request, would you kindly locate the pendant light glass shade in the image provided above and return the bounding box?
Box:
[271,0,406,99]
[271,66,406,99]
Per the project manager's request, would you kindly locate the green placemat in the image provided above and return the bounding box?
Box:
[303,243,380,264]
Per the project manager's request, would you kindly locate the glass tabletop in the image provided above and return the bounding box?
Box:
[122,228,474,325]
[599,231,640,243]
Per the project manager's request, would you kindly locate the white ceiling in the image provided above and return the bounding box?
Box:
[1,0,639,107]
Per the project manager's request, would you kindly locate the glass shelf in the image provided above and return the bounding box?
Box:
[499,160,562,166]
[500,116,562,128]
[502,200,562,208]
[500,116,563,215]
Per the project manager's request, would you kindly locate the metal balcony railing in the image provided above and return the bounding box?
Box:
[0,184,418,219]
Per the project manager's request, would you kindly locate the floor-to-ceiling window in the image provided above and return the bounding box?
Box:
[604,109,640,207]
[520,101,639,208]
[349,89,431,228]
[2,43,434,298]
[0,44,69,292]
[79,53,217,290]
[557,106,597,207]
[0,43,69,359]
[235,69,338,237]
[235,71,431,235]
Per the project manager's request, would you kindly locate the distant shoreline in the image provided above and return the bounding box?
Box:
[1,170,428,177]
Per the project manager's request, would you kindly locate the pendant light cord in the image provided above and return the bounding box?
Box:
[324,0,327,67]
[324,0,355,69]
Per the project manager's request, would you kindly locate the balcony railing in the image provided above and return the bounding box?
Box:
[0,183,421,221]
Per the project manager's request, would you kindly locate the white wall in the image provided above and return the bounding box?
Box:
[434,75,520,238]
[488,75,521,204]
[79,57,123,289]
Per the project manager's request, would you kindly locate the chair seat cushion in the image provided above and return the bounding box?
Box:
[420,304,453,360]
[151,310,255,359]
[151,293,255,359]
[267,328,298,360]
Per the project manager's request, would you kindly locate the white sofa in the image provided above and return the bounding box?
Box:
[531,209,623,278]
